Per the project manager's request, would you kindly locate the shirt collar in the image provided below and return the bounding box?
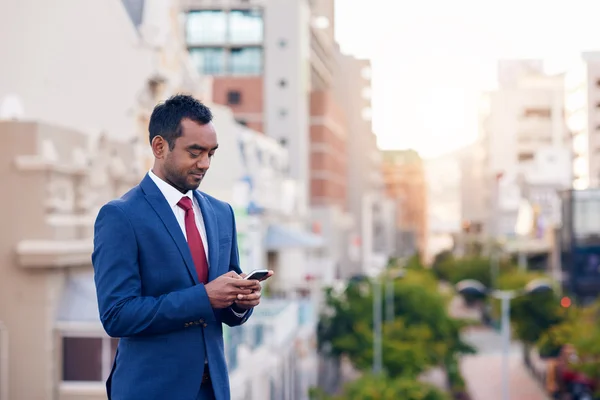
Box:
[148,169,194,208]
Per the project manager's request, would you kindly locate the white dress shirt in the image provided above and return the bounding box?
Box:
[148,169,209,263]
[148,170,247,320]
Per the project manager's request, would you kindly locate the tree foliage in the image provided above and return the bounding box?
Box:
[310,374,451,400]
[494,271,566,344]
[317,269,475,382]
[537,301,600,382]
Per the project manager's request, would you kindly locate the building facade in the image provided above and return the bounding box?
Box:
[478,61,569,239]
[0,121,138,400]
[382,150,428,258]
[565,52,600,189]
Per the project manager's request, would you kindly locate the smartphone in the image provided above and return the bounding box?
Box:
[244,269,270,281]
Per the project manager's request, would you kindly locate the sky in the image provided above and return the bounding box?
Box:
[334,0,600,158]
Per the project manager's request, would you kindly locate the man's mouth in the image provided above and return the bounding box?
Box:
[190,172,204,179]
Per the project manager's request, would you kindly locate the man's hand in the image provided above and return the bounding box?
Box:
[204,271,257,309]
[234,270,274,310]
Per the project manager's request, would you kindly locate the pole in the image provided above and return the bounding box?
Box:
[373,278,383,374]
[518,251,527,272]
[385,279,394,322]
[490,251,499,289]
[500,293,511,400]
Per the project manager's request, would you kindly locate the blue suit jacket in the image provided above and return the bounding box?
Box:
[92,174,251,400]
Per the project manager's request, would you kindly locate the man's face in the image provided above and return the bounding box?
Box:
[162,118,218,192]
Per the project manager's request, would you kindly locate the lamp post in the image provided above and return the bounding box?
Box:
[373,278,383,375]
[373,269,405,375]
[456,278,553,400]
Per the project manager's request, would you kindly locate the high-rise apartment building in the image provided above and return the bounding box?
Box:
[182,0,355,280]
[183,0,341,215]
[468,60,570,240]
[565,52,600,189]
[332,51,395,277]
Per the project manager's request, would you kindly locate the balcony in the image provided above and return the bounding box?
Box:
[225,298,317,371]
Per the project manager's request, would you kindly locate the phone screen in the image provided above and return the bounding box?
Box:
[245,270,269,281]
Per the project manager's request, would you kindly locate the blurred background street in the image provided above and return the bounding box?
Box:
[2,0,600,399]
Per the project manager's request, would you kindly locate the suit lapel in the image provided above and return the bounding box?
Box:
[140,175,199,285]
[195,191,220,282]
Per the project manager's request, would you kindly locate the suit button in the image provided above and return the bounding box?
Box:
[184,322,190,328]
[203,323,208,328]
[199,319,205,324]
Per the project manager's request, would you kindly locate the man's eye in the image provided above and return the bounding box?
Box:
[189,152,201,158]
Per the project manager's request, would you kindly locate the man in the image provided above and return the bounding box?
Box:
[92,94,272,400]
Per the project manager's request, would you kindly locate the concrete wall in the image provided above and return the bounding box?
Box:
[0,121,137,400]
[0,0,154,140]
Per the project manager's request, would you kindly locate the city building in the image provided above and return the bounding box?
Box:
[0,1,321,399]
[424,148,467,262]
[459,60,571,266]
[564,52,600,189]
[181,0,312,215]
[0,120,138,400]
[478,61,570,240]
[382,150,428,258]
[227,298,318,400]
[333,52,394,277]
[182,0,354,284]
[121,0,215,170]
[458,138,488,255]
[0,0,154,144]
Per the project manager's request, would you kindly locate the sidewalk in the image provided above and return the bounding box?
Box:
[461,349,549,400]
[460,326,549,400]
[449,295,549,400]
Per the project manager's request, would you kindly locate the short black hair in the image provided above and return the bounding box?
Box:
[148,94,213,150]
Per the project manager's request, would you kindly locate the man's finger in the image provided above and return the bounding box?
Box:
[237,292,261,301]
[234,279,259,287]
[234,288,254,296]
[225,271,241,279]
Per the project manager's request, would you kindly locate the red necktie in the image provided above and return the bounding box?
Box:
[177,196,209,284]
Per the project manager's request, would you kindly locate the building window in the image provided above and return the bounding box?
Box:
[362,87,372,99]
[229,47,263,75]
[523,108,551,118]
[227,90,242,105]
[186,10,228,45]
[229,9,263,44]
[278,79,287,88]
[189,48,226,75]
[518,152,534,162]
[361,67,372,80]
[279,109,287,117]
[361,107,373,121]
[236,118,248,126]
[278,39,287,48]
[62,336,119,382]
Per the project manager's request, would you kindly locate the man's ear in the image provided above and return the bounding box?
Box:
[151,136,167,159]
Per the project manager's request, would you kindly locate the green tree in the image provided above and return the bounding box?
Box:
[317,269,474,381]
[495,271,566,345]
[310,374,451,400]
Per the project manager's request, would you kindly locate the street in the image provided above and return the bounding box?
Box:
[460,326,549,400]
[448,295,549,400]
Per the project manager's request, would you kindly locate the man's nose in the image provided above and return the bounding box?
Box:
[197,154,210,169]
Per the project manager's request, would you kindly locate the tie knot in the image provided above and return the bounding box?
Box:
[177,196,193,211]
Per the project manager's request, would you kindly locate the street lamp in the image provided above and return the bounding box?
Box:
[455,278,553,400]
[373,269,405,375]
